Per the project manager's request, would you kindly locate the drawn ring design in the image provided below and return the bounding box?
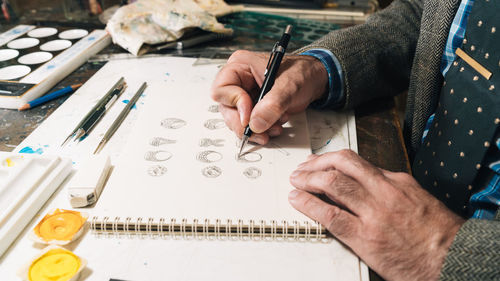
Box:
[243,167,262,179]
[204,119,226,130]
[148,165,168,177]
[197,150,223,163]
[149,137,176,146]
[236,152,262,163]
[161,118,187,129]
[208,104,219,113]
[144,150,173,162]
[202,166,222,178]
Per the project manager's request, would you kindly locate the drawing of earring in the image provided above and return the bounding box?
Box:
[150,137,177,146]
[202,166,222,178]
[144,150,173,162]
[161,118,187,129]
[204,119,225,130]
[197,150,223,163]
[199,138,224,147]
[236,152,262,163]
[148,165,168,177]
[243,167,262,179]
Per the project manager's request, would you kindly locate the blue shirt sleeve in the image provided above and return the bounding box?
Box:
[300,48,345,109]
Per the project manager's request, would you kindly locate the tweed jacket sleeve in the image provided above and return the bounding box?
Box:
[439,215,500,280]
[295,0,423,109]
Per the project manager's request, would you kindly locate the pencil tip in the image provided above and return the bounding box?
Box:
[18,104,29,111]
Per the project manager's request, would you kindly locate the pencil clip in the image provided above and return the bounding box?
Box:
[264,42,279,77]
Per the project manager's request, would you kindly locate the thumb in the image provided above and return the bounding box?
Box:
[249,81,293,133]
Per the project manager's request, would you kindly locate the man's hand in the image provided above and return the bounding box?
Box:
[288,150,465,281]
[211,50,328,145]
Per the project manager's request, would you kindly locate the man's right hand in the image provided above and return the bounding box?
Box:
[210,50,329,145]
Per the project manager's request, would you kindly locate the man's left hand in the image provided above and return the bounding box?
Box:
[289,150,465,281]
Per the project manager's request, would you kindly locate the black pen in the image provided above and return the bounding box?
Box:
[73,81,127,141]
[238,25,293,157]
[61,77,127,146]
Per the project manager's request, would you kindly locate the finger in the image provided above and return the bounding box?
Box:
[219,105,269,145]
[219,104,245,136]
[268,123,283,137]
[290,169,369,214]
[288,189,360,243]
[298,150,385,189]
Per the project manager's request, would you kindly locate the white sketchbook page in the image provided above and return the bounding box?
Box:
[94,58,313,223]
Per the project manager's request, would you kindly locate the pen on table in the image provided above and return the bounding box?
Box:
[238,25,293,157]
[61,77,126,146]
[94,82,147,154]
[18,83,82,111]
[73,81,127,141]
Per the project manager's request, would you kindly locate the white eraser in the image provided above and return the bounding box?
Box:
[67,155,111,208]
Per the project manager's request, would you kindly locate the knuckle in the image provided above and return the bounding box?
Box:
[324,206,341,223]
[320,171,338,187]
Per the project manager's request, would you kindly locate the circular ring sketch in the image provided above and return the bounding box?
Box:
[199,138,224,147]
[197,151,223,163]
[148,165,168,177]
[144,150,173,162]
[243,167,262,179]
[161,118,187,129]
[202,166,222,178]
[208,104,219,113]
[150,137,176,146]
[204,119,226,130]
[236,152,262,163]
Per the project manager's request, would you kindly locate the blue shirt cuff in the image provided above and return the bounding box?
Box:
[300,48,345,109]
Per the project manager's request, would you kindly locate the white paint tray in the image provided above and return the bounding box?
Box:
[0,152,72,257]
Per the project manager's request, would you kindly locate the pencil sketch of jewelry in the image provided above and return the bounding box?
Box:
[269,142,291,156]
[144,150,173,162]
[243,167,262,179]
[199,138,224,147]
[148,165,168,177]
[202,166,222,178]
[208,104,219,113]
[197,150,223,163]
[150,137,177,146]
[204,119,226,130]
[161,118,187,129]
[236,152,263,163]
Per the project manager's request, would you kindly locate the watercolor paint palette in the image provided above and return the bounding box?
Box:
[0,152,72,257]
[0,25,111,109]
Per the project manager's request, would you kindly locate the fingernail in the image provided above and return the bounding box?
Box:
[250,117,268,133]
[238,108,245,125]
[290,170,301,178]
[288,190,299,201]
[268,127,280,137]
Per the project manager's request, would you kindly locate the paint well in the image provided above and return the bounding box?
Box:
[18,51,53,65]
[28,248,80,281]
[40,39,72,51]
[7,38,40,49]
[0,65,31,80]
[59,29,88,40]
[0,49,19,62]
[27,27,58,38]
[34,209,86,242]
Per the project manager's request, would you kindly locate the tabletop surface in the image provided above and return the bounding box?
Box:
[0,7,408,281]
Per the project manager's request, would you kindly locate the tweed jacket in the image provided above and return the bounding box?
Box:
[298,0,500,280]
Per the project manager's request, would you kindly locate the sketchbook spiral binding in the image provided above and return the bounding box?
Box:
[90,217,327,241]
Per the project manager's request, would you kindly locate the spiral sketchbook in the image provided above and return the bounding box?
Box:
[90,57,323,241]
